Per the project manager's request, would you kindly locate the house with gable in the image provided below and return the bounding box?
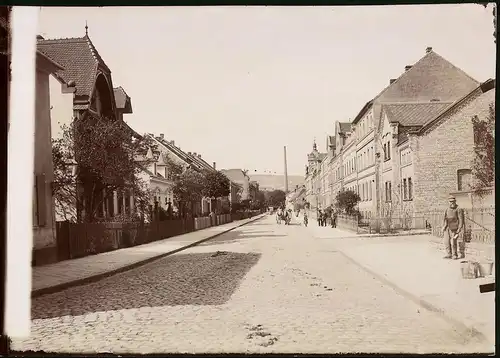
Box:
[38,28,137,222]
[146,133,239,215]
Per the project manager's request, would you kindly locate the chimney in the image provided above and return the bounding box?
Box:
[193,152,197,156]
[426,46,433,53]
[159,133,164,140]
[390,78,396,84]
[213,162,216,169]
[188,152,192,155]
[198,154,201,158]
[405,65,413,72]
[170,140,175,146]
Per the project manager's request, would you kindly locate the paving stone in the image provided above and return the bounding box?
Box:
[12,216,492,354]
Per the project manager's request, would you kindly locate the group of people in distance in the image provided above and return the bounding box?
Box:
[273,203,338,229]
[316,205,338,228]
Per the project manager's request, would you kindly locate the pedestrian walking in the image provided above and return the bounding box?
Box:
[331,209,337,228]
[442,195,465,260]
[317,209,323,226]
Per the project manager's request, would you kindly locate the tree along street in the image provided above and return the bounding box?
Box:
[14,216,488,354]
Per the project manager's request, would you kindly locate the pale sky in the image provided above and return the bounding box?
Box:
[38,5,496,176]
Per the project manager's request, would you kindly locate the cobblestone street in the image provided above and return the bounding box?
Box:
[13,216,490,354]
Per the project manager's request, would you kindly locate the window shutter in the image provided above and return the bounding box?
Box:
[36,174,47,226]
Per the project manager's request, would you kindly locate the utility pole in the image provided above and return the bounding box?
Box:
[284,146,289,193]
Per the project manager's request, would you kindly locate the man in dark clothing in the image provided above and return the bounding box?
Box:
[331,209,337,228]
[317,209,323,226]
[442,195,465,260]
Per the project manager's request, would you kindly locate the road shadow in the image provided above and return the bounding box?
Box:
[197,226,287,246]
[32,251,261,320]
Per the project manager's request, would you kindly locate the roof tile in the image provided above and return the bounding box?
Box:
[37,35,111,99]
[376,51,479,103]
[382,102,452,127]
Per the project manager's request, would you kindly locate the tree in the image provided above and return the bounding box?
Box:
[255,190,266,206]
[52,115,152,223]
[479,3,497,42]
[266,189,286,207]
[202,170,230,211]
[334,190,360,216]
[172,167,205,217]
[471,103,495,195]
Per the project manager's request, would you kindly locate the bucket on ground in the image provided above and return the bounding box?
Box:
[460,260,480,279]
[478,261,494,277]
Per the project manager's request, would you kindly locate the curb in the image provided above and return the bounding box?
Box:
[310,227,432,240]
[336,249,491,346]
[32,214,267,298]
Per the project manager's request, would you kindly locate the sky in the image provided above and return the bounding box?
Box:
[37,5,496,176]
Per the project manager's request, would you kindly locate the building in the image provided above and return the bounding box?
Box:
[305,47,488,220]
[38,29,135,222]
[304,141,327,209]
[32,50,67,266]
[220,169,251,200]
[146,133,211,215]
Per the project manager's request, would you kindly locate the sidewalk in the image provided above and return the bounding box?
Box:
[32,214,266,298]
[307,225,496,349]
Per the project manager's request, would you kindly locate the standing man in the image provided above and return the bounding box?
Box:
[331,207,337,228]
[442,195,465,260]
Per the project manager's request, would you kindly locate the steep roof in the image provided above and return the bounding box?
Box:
[36,50,65,73]
[339,122,352,133]
[155,137,193,166]
[418,78,495,134]
[37,35,111,99]
[376,50,479,103]
[382,102,453,126]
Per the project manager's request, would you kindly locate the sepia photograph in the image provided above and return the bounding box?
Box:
[5,3,496,354]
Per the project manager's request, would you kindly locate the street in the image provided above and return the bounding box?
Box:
[14,215,489,354]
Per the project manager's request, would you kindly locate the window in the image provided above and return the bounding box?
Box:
[384,141,392,161]
[408,177,413,200]
[153,163,157,175]
[365,182,368,201]
[457,169,472,191]
[403,178,408,200]
[369,181,372,200]
[367,148,370,165]
[385,181,392,202]
[361,183,365,201]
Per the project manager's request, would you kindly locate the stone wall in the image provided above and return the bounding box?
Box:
[412,88,495,214]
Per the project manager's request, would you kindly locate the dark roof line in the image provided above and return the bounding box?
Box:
[418,78,495,134]
[36,50,65,71]
[351,100,374,125]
